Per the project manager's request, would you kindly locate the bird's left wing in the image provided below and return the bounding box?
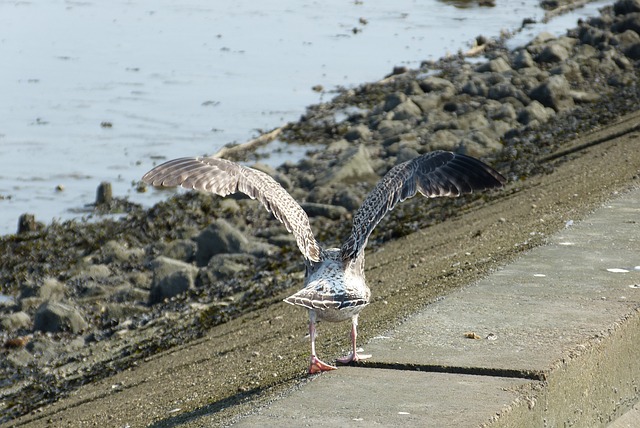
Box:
[142,157,322,263]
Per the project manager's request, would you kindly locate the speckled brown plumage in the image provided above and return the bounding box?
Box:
[142,150,506,373]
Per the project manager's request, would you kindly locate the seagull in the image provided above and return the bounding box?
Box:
[142,150,506,373]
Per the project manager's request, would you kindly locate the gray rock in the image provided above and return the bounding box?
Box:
[536,44,570,63]
[549,60,583,82]
[573,43,599,62]
[457,110,489,131]
[489,103,517,121]
[512,49,535,69]
[614,0,640,15]
[488,83,527,102]
[490,118,517,138]
[383,93,407,111]
[616,29,640,51]
[411,93,444,111]
[530,32,557,47]
[570,90,602,103]
[579,26,610,47]
[95,181,112,205]
[34,301,88,333]
[300,202,347,220]
[316,144,377,186]
[1,311,31,331]
[78,264,112,280]
[206,254,253,281]
[376,119,410,139]
[194,219,250,266]
[246,241,278,258]
[17,213,42,234]
[38,277,66,301]
[517,100,555,125]
[404,80,424,95]
[396,147,420,164]
[419,76,455,93]
[344,124,372,142]
[612,13,640,34]
[210,199,238,216]
[111,285,150,303]
[625,42,640,59]
[425,129,460,152]
[326,139,350,153]
[101,303,148,321]
[161,239,197,262]
[476,57,512,73]
[331,187,363,211]
[458,130,503,158]
[462,79,489,97]
[607,73,634,87]
[529,75,575,111]
[149,256,198,303]
[391,99,423,121]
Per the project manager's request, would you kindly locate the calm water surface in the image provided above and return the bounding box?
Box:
[0,0,610,235]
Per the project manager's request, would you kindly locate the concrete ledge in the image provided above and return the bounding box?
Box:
[236,187,640,427]
[234,367,532,427]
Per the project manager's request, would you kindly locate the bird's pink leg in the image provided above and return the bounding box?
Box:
[308,311,337,374]
[336,314,371,364]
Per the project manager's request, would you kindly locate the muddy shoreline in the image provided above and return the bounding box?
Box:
[2,0,640,425]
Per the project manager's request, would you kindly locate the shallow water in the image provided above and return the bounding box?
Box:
[0,0,610,235]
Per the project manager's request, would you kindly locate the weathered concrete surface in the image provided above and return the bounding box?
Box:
[234,183,640,428]
[233,368,533,427]
[610,402,640,428]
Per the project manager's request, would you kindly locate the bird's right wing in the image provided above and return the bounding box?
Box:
[142,157,322,263]
[340,151,506,262]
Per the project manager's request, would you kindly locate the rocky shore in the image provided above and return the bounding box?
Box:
[2,0,640,423]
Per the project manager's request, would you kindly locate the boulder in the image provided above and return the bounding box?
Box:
[614,0,640,15]
[512,49,535,69]
[476,57,512,73]
[411,93,444,112]
[194,219,250,266]
[34,301,88,333]
[612,13,640,34]
[391,99,423,121]
[316,144,377,186]
[537,43,570,63]
[161,239,198,262]
[149,256,198,303]
[376,119,411,139]
[517,100,555,125]
[207,254,253,281]
[462,79,489,97]
[331,187,363,211]
[425,129,461,152]
[38,277,66,301]
[419,76,455,93]
[344,124,372,142]
[382,93,407,111]
[529,75,575,111]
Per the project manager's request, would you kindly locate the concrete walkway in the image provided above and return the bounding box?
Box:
[233,186,640,427]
